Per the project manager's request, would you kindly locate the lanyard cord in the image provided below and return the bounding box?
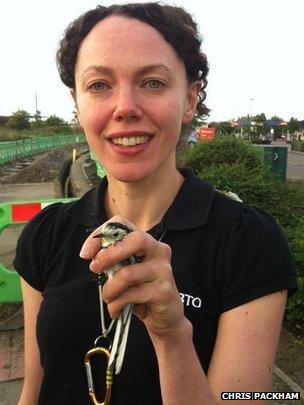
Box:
[98,278,115,339]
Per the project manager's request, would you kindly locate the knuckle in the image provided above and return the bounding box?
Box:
[160,242,172,259]
[129,230,147,249]
[110,215,124,223]
[132,230,145,243]
[162,261,173,275]
[158,279,174,298]
[118,266,134,285]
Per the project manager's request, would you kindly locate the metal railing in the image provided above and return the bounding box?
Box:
[0,134,86,165]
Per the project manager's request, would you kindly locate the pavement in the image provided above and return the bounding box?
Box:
[0,154,303,404]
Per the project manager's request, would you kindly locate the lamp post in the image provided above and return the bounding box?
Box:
[250,98,254,119]
[249,98,254,142]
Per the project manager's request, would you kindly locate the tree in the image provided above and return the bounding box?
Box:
[269,116,285,140]
[0,116,9,127]
[251,113,269,142]
[45,114,66,127]
[6,109,30,130]
[288,117,300,141]
[214,121,235,136]
[32,110,44,128]
[235,115,251,139]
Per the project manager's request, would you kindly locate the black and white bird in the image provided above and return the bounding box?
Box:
[93,222,141,375]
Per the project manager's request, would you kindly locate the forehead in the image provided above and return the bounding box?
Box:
[75,15,185,75]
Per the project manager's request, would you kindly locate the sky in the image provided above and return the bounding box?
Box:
[1,0,303,123]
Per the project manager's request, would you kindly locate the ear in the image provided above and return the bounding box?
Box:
[70,89,82,126]
[182,81,201,125]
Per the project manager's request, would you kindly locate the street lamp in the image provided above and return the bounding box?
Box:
[250,98,254,118]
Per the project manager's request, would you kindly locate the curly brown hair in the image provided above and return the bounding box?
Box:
[56,2,209,122]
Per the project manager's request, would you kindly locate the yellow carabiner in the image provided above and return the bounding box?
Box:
[85,346,113,405]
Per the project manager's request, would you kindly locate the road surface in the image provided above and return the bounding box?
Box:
[272,141,304,180]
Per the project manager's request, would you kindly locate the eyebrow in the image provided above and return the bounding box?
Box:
[81,63,173,77]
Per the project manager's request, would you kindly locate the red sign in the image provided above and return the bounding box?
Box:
[11,203,42,222]
[198,127,216,142]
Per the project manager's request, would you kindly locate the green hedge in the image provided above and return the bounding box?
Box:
[0,126,81,142]
[291,140,304,153]
[180,136,304,333]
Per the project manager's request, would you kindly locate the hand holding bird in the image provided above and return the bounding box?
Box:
[80,216,187,372]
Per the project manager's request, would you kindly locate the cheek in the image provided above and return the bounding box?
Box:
[78,101,108,136]
[154,99,184,140]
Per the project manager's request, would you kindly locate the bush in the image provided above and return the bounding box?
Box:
[291,141,304,152]
[179,136,265,171]
[180,136,304,334]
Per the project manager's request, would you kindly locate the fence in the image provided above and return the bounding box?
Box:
[0,199,77,303]
[0,134,86,165]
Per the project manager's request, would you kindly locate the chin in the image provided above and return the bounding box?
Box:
[106,163,156,183]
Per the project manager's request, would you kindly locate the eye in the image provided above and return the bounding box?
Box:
[144,79,165,90]
[113,231,119,237]
[88,81,109,91]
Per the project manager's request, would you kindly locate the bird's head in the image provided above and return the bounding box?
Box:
[93,222,132,247]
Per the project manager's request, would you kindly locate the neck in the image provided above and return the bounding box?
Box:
[104,162,184,231]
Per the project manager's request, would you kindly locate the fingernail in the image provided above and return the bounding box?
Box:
[79,245,91,258]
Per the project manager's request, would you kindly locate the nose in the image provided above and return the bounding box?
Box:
[113,86,143,122]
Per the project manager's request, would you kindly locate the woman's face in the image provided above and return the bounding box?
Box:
[74,16,199,182]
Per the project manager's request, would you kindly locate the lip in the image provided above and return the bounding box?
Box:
[106,131,153,156]
[106,130,154,140]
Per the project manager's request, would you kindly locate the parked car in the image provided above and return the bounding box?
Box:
[188,131,199,147]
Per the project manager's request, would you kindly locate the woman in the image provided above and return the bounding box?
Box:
[14,3,298,404]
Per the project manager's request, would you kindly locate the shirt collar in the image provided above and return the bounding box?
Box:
[65,167,215,232]
[162,167,214,230]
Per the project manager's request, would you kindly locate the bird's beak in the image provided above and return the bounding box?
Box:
[93,233,103,239]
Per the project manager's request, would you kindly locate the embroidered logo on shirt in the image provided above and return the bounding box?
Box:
[180,293,202,308]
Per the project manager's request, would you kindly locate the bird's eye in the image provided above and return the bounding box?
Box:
[113,231,119,237]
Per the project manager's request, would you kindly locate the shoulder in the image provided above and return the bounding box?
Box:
[19,201,74,239]
[13,203,66,291]
[13,198,87,292]
[20,181,102,237]
[206,184,280,238]
[210,189,292,263]
[211,200,299,310]
[212,196,285,245]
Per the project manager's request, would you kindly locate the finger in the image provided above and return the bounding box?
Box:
[107,283,154,319]
[102,260,161,302]
[106,215,137,231]
[79,226,104,259]
[93,230,157,272]
[107,277,177,320]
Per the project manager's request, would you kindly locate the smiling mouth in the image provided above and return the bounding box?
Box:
[111,135,151,147]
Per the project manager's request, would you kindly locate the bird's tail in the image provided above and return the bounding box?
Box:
[108,304,133,374]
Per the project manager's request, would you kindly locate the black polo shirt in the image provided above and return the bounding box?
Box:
[14,167,298,405]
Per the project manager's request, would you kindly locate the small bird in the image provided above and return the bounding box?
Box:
[93,222,141,375]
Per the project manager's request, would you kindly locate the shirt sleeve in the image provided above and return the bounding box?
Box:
[215,205,299,313]
[13,203,63,292]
